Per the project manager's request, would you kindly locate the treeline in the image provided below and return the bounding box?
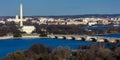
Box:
[0,22,18,36]
[3,42,120,60]
[2,44,71,60]
[37,25,120,35]
[0,21,120,37]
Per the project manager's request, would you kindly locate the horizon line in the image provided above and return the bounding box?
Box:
[0,14,120,17]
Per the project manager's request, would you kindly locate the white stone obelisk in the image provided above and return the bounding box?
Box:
[20,3,23,27]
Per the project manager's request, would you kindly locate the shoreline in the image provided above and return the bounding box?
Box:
[0,36,13,40]
[0,36,48,40]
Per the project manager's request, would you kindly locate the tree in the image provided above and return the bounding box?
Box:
[13,30,22,37]
[96,48,113,60]
[114,47,120,60]
[39,31,47,37]
[3,50,26,60]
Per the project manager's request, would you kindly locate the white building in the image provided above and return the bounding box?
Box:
[66,19,87,25]
[0,20,5,24]
[39,17,48,24]
[88,21,97,26]
[22,26,36,34]
[7,18,27,22]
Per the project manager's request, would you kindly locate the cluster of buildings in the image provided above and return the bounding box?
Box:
[38,17,120,26]
[4,16,120,26]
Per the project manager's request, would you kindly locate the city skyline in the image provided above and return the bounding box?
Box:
[0,0,120,16]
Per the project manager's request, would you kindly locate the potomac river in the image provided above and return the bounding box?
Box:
[0,38,94,58]
[0,33,120,58]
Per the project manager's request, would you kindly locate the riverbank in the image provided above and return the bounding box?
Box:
[0,36,13,40]
[0,36,48,40]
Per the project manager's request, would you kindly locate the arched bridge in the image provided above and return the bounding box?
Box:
[48,35,120,43]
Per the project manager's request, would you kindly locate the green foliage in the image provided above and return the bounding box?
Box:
[39,31,47,37]
[13,30,22,37]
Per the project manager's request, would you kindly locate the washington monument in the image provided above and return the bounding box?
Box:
[20,3,23,27]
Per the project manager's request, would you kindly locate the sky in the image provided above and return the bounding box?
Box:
[0,0,120,16]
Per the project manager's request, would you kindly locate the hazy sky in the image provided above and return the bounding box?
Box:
[0,0,120,16]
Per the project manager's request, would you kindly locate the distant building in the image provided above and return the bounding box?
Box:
[39,17,48,24]
[47,19,65,25]
[7,16,27,23]
[22,26,35,34]
[66,19,87,25]
[0,20,5,24]
[88,21,97,26]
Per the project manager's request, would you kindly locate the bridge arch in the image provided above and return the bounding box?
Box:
[104,39,109,43]
[88,38,97,42]
[62,36,66,39]
[76,37,85,41]
[71,36,75,40]
[110,39,120,43]
[115,40,120,43]
[55,36,58,39]
[81,37,85,41]
[97,38,109,43]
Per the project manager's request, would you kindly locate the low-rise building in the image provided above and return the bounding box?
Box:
[22,26,36,34]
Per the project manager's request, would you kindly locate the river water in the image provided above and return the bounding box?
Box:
[0,38,93,58]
